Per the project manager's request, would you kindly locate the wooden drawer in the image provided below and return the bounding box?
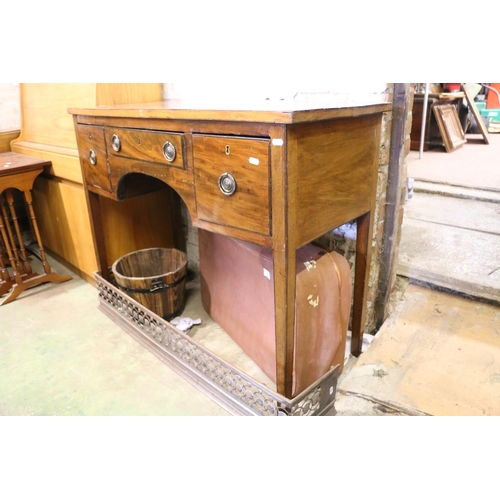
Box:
[193,134,270,235]
[105,127,184,169]
[77,124,112,192]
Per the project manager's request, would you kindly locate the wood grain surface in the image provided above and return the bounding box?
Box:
[0,130,20,154]
[193,134,270,235]
[105,127,185,169]
[69,99,391,124]
[9,84,171,281]
[290,115,380,246]
[77,125,112,192]
[70,101,387,398]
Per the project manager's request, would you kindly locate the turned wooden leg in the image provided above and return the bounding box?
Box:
[0,203,23,284]
[351,211,373,357]
[0,189,72,306]
[0,237,13,296]
[0,194,24,275]
[0,234,11,284]
[5,189,33,276]
[0,207,27,305]
[23,190,51,275]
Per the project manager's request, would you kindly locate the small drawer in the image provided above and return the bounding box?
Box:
[105,127,184,169]
[193,134,270,235]
[77,124,112,192]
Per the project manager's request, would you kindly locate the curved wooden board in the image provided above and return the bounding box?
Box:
[463,83,489,144]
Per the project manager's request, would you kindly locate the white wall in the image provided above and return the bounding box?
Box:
[163,82,390,103]
[0,83,20,132]
[0,82,390,134]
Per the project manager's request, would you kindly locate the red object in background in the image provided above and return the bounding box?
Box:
[444,83,461,92]
[486,83,500,108]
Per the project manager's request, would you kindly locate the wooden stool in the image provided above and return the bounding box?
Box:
[0,152,71,305]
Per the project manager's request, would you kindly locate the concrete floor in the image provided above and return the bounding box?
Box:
[407,133,500,191]
[400,132,500,303]
[0,252,374,416]
[336,129,500,416]
[339,283,500,416]
[398,192,500,302]
[346,129,500,416]
[0,258,230,416]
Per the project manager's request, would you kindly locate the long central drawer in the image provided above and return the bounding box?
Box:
[105,127,185,169]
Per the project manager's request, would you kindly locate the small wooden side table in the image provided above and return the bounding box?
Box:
[0,152,71,305]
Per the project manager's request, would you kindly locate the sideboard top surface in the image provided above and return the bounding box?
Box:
[69,98,391,124]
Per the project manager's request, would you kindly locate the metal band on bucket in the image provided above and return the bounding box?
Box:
[116,273,187,294]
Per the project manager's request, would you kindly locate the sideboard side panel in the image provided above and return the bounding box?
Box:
[291,114,381,246]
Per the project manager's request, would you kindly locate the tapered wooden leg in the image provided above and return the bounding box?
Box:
[351,211,373,357]
[273,242,297,399]
[269,125,297,399]
[87,191,110,281]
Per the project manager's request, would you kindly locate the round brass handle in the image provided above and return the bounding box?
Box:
[111,134,121,152]
[89,149,97,165]
[162,141,176,162]
[218,172,237,196]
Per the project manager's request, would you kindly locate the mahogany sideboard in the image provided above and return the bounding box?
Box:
[70,98,391,412]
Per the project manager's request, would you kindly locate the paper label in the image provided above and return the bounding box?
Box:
[307,294,320,307]
[249,157,260,166]
[304,260,317,271]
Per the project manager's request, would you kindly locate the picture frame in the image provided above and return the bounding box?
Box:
[433,104,467,152]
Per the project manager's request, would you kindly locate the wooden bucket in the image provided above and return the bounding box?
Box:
[112,248,187,320]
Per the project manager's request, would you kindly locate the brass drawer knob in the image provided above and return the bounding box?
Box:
[111,134,121,152]
[218,172,237,196]
[89,149,97,165]
[162,141,176,162]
